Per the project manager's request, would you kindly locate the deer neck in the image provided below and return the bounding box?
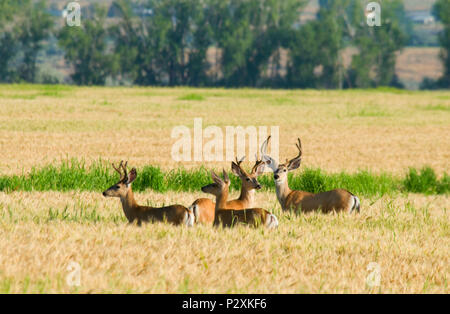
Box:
[120,186,139,222]
[213,189,229,225]
[215,189,229,212]
[275,179,292,210]
[238,185,255,208]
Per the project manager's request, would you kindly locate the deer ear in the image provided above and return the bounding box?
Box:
[255,162,265,176]
[287,158,301,171]
[211,171,222,184]
[263,156,278,171]
[127,168,137,184]
[231,162,242,177]
[222,169,230,184]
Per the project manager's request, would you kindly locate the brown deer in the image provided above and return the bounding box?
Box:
[261,137,360,214]
[189,156,266,224]
[201,170,278,229]
[102,161,195,227]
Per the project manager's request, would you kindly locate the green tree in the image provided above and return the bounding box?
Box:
[58,5,118,85]
[210,0,305,87]
[433,0,450,88]
[286,21,322,88]
[0,0,49,82]
[0,1,17,82]
[109,0,160,85]
[207,0,253,86]
[0,0,53,83]
[0,0,25,23]
[287,0,347,88]
[347,0,407,88]
[157,0,211,86]
[112,0,306,87]
[0,30,20,82]
[112,0,212,86]
[17,0,53,82]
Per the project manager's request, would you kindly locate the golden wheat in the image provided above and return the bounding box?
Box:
[0,190,448,293]
[0,86,449,175]
[0,86,448,293]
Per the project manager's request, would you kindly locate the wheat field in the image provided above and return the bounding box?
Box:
[0,85,448,293]
[0,85,449,175]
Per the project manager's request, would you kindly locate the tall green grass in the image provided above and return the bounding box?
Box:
[403,167,449,195]
[0,160,447,196]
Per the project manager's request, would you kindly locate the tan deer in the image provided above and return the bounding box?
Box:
[201,170,278,229]
[261,137,360,214]
[189,157,266,224]
[102,161,195,227]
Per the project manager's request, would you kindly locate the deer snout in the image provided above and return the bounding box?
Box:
[102,191,107,197]
[274,174,279,180]
[255,184,262,190]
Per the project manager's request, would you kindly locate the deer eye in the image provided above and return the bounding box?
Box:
[246,178,250,181]
[283,169,287,172]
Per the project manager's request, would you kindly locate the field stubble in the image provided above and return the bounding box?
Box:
[0,85,449,175]
[0,85,448,293]
[0,190,448,293]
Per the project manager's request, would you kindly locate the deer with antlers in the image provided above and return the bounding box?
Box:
[103,161,195,226]
[261,137,360,214]
[189,157,266,224]
[201,170,278,228]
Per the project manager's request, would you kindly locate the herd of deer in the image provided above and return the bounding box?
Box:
[102,137,360,228]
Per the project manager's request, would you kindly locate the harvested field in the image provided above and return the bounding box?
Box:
[0,85,448,293]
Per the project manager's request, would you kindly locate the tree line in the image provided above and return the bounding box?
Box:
[0,0,449,89]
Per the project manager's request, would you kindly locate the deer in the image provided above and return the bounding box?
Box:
[201,169,278,229]
[189,156,266,224]
[261,137,360,214]
[102,161,195,227]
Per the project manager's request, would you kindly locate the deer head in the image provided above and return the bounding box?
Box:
[231,156,265,191]
[261,137,302,184]
[201,169,230,197]
[103,161,137,198]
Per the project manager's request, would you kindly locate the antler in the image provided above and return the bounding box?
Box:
[260,136,271,159]
[249,139,268,174]
[235,156,245,166]
[260,135,279,171]
[232,155,248,176]
[251,159,264,174]
[111,160,129,181]
[121,161,128,180]
[296,138,302,157]
[287,138,302,167]
[112,160,124,180]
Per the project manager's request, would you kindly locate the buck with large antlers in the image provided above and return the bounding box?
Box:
[189,157,266,224]
[201,170,278,228]
[261,137,360,214]
[103,161,195,226]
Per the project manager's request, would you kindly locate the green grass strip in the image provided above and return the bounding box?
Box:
[0,159,448,196]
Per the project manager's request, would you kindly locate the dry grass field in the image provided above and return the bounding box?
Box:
[0,85,449,175]
[0,191,448,293]
[0,85,448,293]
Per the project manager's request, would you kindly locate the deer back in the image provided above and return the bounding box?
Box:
[137,204,192,225]
[286,189,355,213]
[214,208,273,228]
